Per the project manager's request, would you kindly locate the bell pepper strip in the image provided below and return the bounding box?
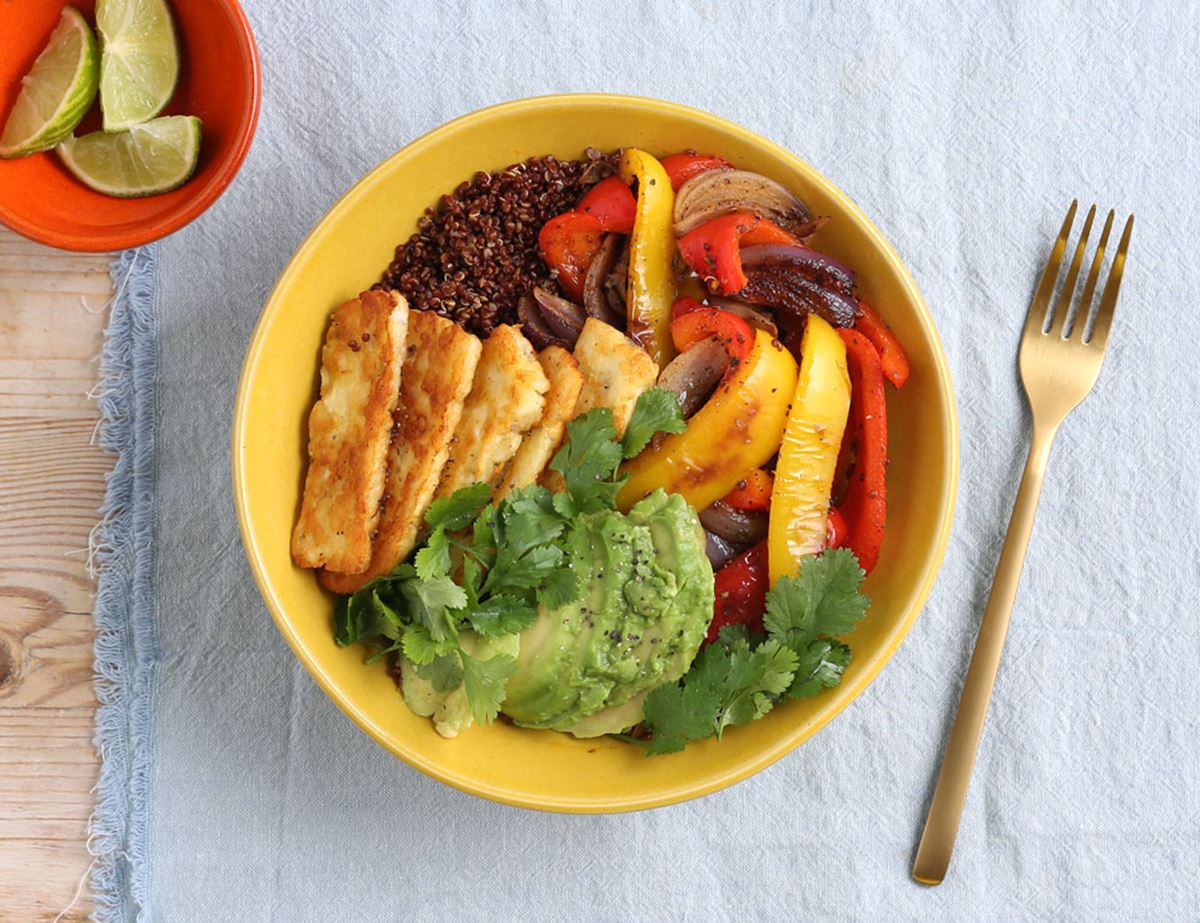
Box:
[619,148,678,368]
[705,541,769,644]
[671,296,707,319]
[661,152,733,192]
[836,328,888,573]
[854,300,910,388]
[617,329,798,512]
[538,211,604,300]
[669,306,754,363]
[825,506,848,549]
[676,212,760,294]
[767,315,851,582]
[577,176,636,234]
[722,467,773,511]
[737,218,802,248]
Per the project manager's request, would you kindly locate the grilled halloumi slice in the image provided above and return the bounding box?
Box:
[434,324,549,498]
[291,289,408,573]
[494,346,585,501]
[321,311,482,594]
[572,317,658,436]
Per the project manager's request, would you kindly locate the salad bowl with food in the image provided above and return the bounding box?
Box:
[234,94,958,812]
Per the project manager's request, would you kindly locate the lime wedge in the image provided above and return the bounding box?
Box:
[0,7,99,159]
[57,115,201,197]
[96,0,179,131]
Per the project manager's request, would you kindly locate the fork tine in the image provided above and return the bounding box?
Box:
[1048,204,1096,338]
[1071,209,1115,341]
[1086,214,1134,350]
[1023,201,1077,340]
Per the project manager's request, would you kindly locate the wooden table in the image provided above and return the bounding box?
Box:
[0,226,111,920]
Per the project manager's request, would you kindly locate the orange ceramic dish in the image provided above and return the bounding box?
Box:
[0,0,260,251]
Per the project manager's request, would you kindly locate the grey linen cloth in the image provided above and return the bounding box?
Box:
[102,0,1200,919]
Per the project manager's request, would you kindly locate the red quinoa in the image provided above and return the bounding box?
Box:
[378,149,618,337]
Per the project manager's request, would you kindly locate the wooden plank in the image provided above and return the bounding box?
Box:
[0,225,110,920]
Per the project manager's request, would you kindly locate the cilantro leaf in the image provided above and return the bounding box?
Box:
[416,652,464,693]
[400,576,467,642]
[461,653,517,724]
[401,624,459,666]
[334,585,404,647]
[549,408,625,514]
[502,485,568,553]
[424,483,493,531]
[641,633,798,755]
[763,548,868,699]
[539,564,583,609]
[790,638,853,698]
[465,594,538,637]
[621,387,687,458]
[414,525,453,580]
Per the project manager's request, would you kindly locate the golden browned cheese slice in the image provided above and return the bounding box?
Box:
[320,311,483,594]
[493,345,585,501]
[434,324,549,499]
[291,290,408,572]
[572,317,658,436]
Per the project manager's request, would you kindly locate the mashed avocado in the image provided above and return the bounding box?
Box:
[502,490,713,734]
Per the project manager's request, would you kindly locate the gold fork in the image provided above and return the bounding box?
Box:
[912,202,1134,885]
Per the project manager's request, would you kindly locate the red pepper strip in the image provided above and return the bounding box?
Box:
[854,301,910,388]
[576,176,636,234]
[825,506,848,549]
[722,467,773,511]
[676,212,761,294]
[836,328,888,574]
[737,218,801,248]
[661,153,733,192]
[670,306,755,362]
[706,540,769,644]
[538,211,605,300]
[671,296,707,319]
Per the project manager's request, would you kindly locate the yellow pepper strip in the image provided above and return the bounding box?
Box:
[768,315,851,582]
[619,148,677,368]
[617,329,798,512]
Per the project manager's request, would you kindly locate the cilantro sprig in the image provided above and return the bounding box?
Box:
[333,388,686,727]
[639,548,870,755]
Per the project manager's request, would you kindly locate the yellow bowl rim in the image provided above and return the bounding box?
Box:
[232,92,960,813]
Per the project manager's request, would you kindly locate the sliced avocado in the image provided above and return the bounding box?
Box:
[503,490,714,732]
[564,691,647,738]
[400,632,518,739]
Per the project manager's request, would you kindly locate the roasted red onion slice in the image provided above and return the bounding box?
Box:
[699,500,769,544]
[583,234,624,326]
[533,285,587,342]
[674,170,813,237]
[736,244,860,328]
[518,294,569,349]
[656,338,728,417]
[705,297,779,337]
[705,530,739,569]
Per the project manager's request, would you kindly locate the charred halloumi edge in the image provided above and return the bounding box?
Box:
[572,317,659,437]
[494,345,585,501]
[320,310,483,594]
[291,289,408,573]
[434,324,550,499]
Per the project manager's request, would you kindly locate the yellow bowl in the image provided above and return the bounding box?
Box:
[233,94,958,813]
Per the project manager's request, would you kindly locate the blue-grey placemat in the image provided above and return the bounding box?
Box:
[92,1,1200,920]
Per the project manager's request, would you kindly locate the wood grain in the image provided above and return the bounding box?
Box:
[0,226,112,921]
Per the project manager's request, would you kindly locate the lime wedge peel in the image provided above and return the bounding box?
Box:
[97,0,180,132]
[57,115,201,198]
[0,7,100,159]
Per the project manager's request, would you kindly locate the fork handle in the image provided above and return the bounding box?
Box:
[912,422,1057,885]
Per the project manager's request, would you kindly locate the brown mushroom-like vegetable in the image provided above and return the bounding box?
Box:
[583,233,625,326]
[656,337,728,418]
[673,169,812,237]
[603,237,630,317]
[705,530,739,569]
